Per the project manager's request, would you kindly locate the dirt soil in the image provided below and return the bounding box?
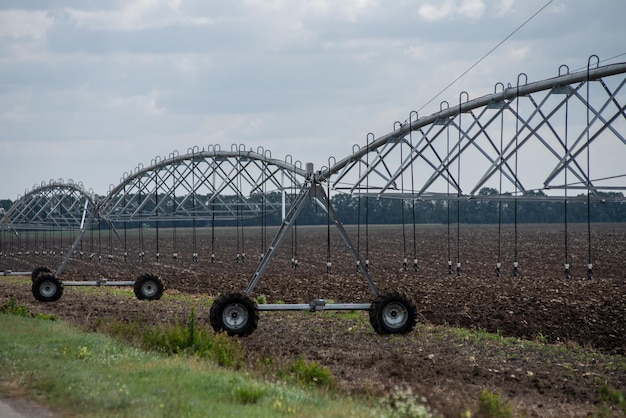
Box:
[2,223,626,416]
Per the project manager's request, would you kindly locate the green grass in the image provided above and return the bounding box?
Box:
[1,295,59,320]
[597,383,626,416]
[4,277,626,417]
[478,389,514,418]
[0,313,380,418]
[104,309,339,390]
[104,307,247,369]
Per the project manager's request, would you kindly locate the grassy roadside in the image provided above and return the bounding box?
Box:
[3,277,626,417]
[0,312,380,418]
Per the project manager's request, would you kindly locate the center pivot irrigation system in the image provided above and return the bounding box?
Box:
[2,56,626,336]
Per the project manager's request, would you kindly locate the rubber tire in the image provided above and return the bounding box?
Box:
[369,291,417,335]
[210,293,259,337]
[31,266,52,282]
[32,273,64,302]
[133,274,164,301]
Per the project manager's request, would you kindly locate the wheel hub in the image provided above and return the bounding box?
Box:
[382,302,408,328]
[223,303,248,330]
[40,281,57,297]
[141,281,157,297]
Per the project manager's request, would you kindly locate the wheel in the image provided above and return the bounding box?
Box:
[133,274,164,300]
[210,293,259,337]
[31,266,52,282]
[32,273,64,302]
[369,291,417,335]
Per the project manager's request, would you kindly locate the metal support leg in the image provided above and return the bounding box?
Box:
[245,180,379,297]
[55,206,140,278]
[245,182,313,294]
[54,200,92,277]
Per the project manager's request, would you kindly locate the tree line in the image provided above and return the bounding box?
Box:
[2,187,625,228]
[305,188,626,225]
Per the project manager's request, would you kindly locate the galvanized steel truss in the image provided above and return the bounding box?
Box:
[1,147,308,232]
[100,146,308,223]
[1,57,626,303]
[0,179,94,231]
[2,60,626,233]
[323,60,626,202]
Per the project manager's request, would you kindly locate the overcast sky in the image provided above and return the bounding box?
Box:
[1,0,624,199]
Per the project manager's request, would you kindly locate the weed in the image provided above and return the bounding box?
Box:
[379,386,434,418]
[478,389,513,418]
[1,296,32,317]
[0,297,58,320]
[535,333,549,344]
[597,383,626,414]
[256,294,267,304]
[34,312,58,321]
[285,357,335,389]
[142,323,189,354]
[209,332,246,368]
[107,320,144,344]
[256,354,275,370]
[187,306,197,347]
[233,381,267,404]
[106,310,246,369]
[57,344,93,360]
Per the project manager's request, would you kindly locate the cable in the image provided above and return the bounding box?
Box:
[211,205,215,263]
[191,151,198,263]
[291,173,298,270]
[496,107,504,277]
[172,182,178,261]
[400,133,407,271]
[122,186,127,261]
[564,96,570,279]
[512,75,522,277]
[356,155,362,272]
[154,174,160,262]
[409,112,419,272]
[586,59,594,280]
[365,134,371,272]
[446,121,452,274]
[456,96,462,277]
[416,0,554,114]
[326,169,332,275]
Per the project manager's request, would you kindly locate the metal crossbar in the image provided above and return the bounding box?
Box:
[323,61,626,201]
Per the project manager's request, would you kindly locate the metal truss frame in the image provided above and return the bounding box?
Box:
[245,174,379,298]
[1,147,309,281]
[243,58,626,290]
[4,61,625,234]
[100,145,308,223]
[0,179,94,231]
[324,60,626,202]
[3,58,626,307]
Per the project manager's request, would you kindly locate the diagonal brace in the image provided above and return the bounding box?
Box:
[245,180,379,297]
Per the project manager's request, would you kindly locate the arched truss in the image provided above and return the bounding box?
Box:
[99,145,309,223]
[322,59,626,202]
[0,146,309,279]
[0,179,95,231]
[3,57,626,315]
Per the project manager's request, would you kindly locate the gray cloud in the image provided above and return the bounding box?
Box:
[1,0,625,198]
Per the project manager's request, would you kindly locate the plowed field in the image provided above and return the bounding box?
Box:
[2,223,626,416]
